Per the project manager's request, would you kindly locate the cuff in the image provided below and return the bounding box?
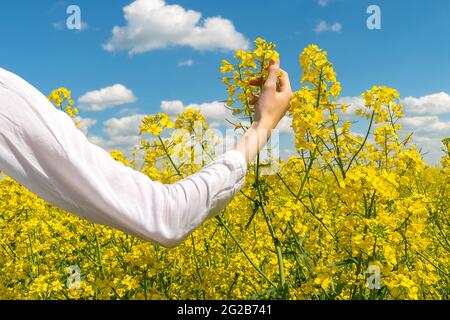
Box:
[220,149,248,182]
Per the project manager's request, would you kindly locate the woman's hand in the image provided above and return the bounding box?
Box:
[250,59,293,130]
[235,60,293,164]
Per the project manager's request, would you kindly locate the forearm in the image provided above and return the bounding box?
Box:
[234,120,274,165]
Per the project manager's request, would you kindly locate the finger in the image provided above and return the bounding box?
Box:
[248,78,261,86]
[264,59,280,90]
[249,94,260,105]
[278,69,292,93]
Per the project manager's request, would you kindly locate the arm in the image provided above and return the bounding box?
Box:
[0,63,292,248]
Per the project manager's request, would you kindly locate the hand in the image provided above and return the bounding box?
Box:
[234,59,293,165]
[249,59,293,131]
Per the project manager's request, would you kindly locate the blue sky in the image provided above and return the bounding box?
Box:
[1,0,449,164]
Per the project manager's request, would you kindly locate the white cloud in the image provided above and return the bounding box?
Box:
[79,22,89,31]
[161,100,233,123]
[75,117,97,135]
[276,116,293,134]
[402,92,450,115]
[78,84,137,111]
[337,96,365,115]
[88,114,145,157]
[339,92,450,117]
[399,93,450,164]
[314,20,342,33]
[52,21,65,30]
[331,24,342,32]
[281,148,298,160]
[88,134,142,155]
[103,0,249,54]
[409,135,446,165]
[53,21,88,31]
[103,114,146,137]
[318,0,329,7]
[178,59,194,67]
[401,116,450,133]
[160,100,185,115]
[77,21,89,31]
[118,107,141,116]
[209,121,222,129]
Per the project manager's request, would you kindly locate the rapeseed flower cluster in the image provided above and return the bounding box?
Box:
[48,88,80,128]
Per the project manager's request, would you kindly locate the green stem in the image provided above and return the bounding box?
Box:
[158,136,181,176]
[295,149,317,201]
[346,111,375,172]
[190,235,206,300]
[330,112,346,178]
[215,216,277,289]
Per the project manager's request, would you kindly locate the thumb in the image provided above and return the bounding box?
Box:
[264,59,280,90]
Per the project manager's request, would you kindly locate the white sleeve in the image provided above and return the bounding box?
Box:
[0,68,247,248]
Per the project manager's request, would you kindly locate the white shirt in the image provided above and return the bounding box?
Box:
[0,67,248,248]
